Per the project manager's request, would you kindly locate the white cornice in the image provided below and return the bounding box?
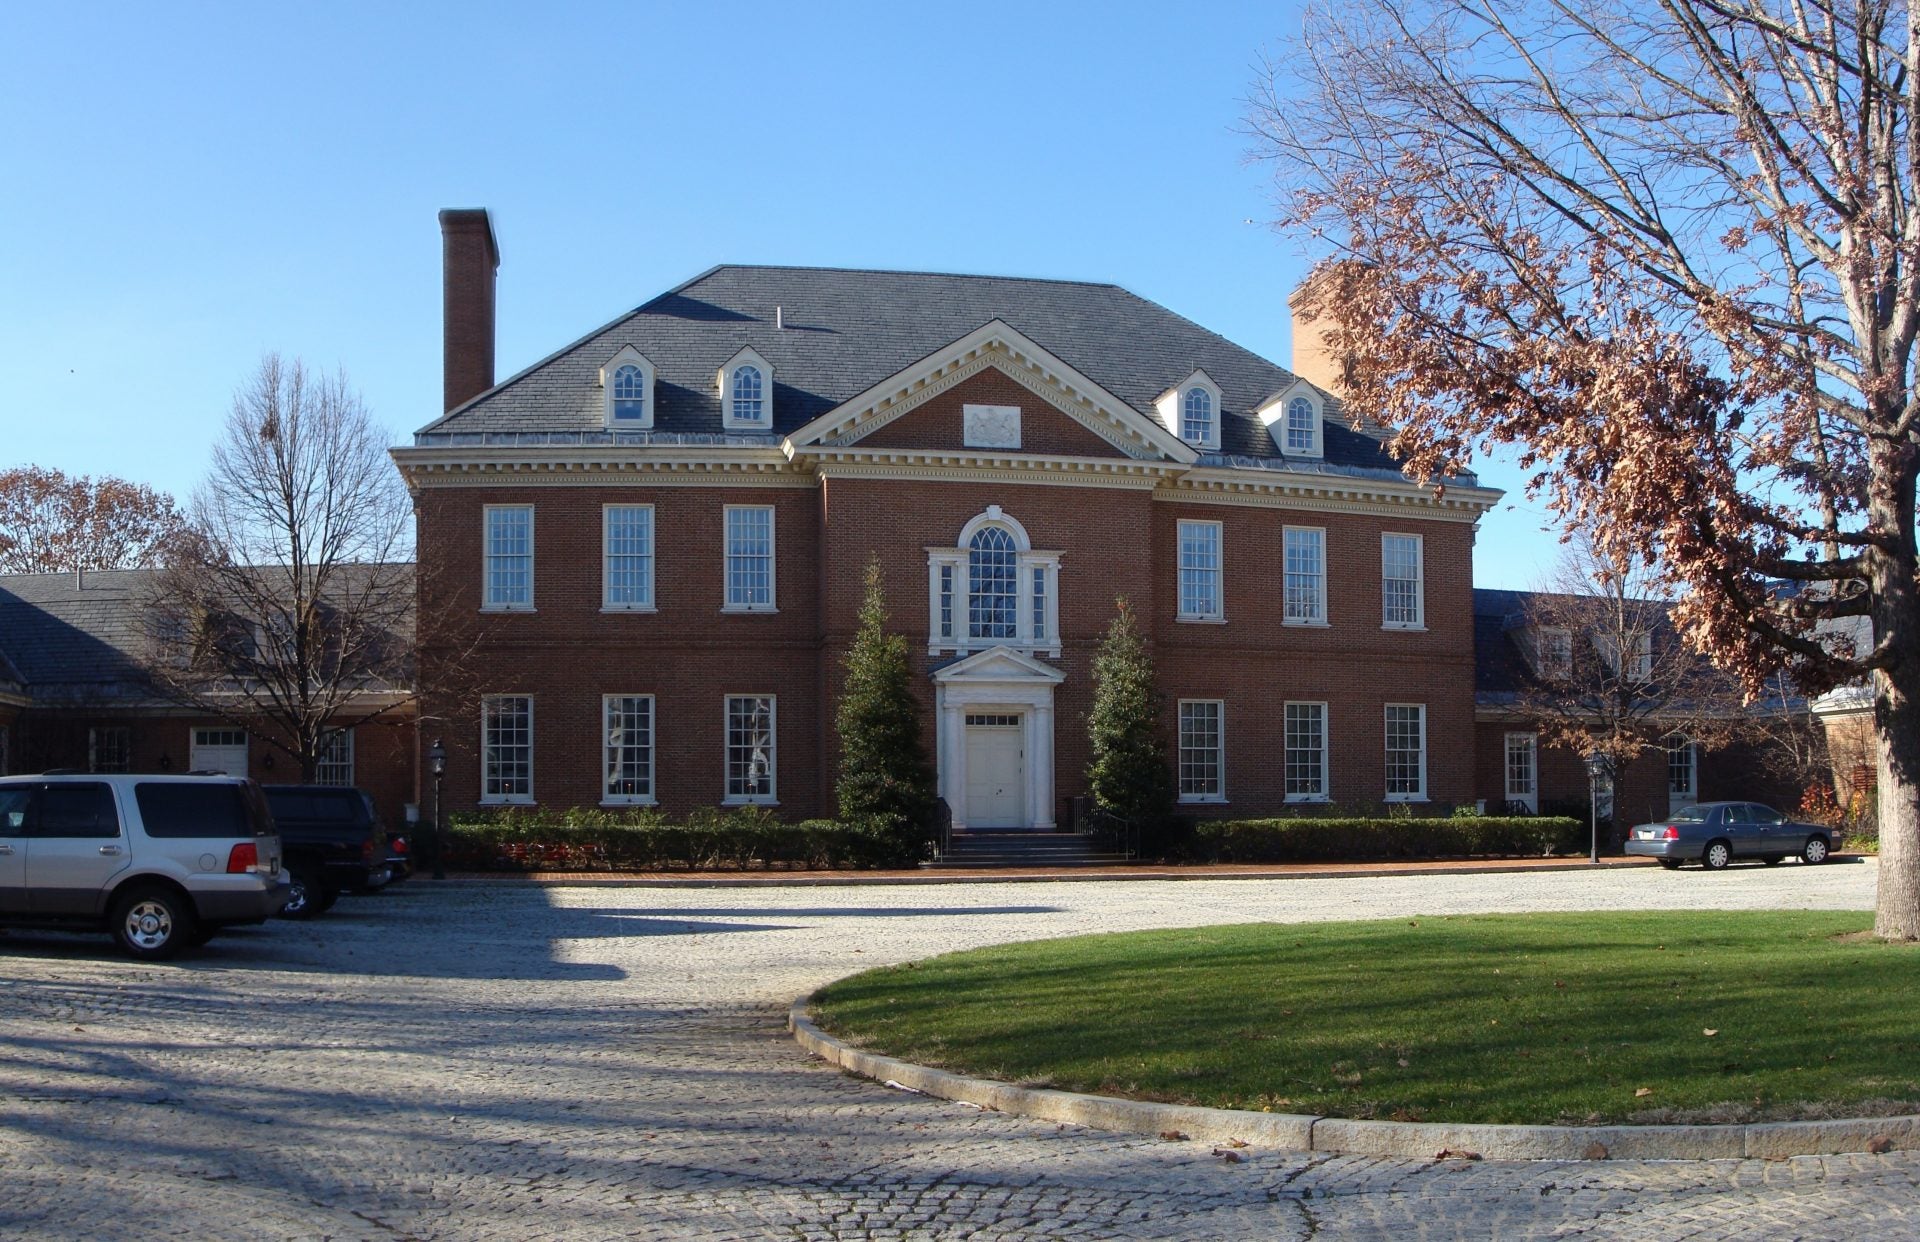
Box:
[806,447,1177,490]
[1157,468,1501,523]
[784,321,1198,465]
[390,446,812,489]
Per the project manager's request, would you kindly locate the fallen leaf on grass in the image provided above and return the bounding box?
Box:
[1703,1028,1720,1037]
[1635,1087,1654,1098]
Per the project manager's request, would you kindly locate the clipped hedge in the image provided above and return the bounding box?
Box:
[1192,816,1586,864]
[443,805,928,872]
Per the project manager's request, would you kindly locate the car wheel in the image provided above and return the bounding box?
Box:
[1703,839,1732,870]
[1658,859,1682,870]
[1802,835,1831,865]
[279,865,327,920]
[111,887,196,961]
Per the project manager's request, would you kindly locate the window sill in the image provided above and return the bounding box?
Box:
[721,606,779,616]
[479,796,536,806]
[1178,795,1229,805]
[1384,795,1429,804]
[1383,623,1428,632]
[1284,795,1330,804]
[601,605,658,614]
[1284,618,1329,628]
[480,605,536,614]
[601,797,658,808]
[1176,614,1226,625]
[721,797,779,807]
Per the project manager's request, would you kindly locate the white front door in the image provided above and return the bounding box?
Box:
[965,715,1026,829]
[191,728,249,775]
[1504,732,1538,814]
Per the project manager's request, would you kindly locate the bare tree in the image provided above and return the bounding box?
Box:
[0,465,180,574]
[1252,1,1920,938]
[1512,536,1749,820]
[143,356,414,780]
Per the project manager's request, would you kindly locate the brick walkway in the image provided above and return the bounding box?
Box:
[1,860,1913,1239]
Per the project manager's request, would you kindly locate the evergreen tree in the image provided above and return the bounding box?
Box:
[1086,597,1173,826]
[835,558,936,835]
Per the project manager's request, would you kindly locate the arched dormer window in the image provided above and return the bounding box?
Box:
[1257,382,1324,457]
[928,506,1060,656]
[719,347,774,429]
[601,346,656,429]
[1286,396,1317,453]
[1182,388,1214,444]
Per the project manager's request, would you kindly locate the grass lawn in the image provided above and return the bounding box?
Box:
[810,911,1920,1126]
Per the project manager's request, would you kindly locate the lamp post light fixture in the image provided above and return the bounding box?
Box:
[1583,752,1608,866]
[427,738,447,881]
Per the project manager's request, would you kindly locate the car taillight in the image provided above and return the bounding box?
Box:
[393,837,408,855]
[226,842,259,873]
[1661,827,1680,840]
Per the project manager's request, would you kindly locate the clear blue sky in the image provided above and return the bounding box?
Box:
[0,1,1562,587]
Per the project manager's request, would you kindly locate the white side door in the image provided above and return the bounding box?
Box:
[191,728,249,775]
[1504,733,1538,814]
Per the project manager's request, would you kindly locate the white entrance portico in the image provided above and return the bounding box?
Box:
[933,646,1064,832]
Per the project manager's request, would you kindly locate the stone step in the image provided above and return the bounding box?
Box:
[925,832,1132,869]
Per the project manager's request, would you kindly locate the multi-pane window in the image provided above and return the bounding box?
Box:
[731,365,765,423]
[484,505,534,610]
[1181,387,1214,444]
[1385,704,1427,800]
[725,696,776,803]
[89,726,132,773]
[1284,526,1326,624]
[724,506,775,610]
[936,564,955,642]
[1177,700,1224,802]
[481,695,533,803]
[1030,565,1048,642]
[1504,732,1537,813]
[1286,396,1317,453]
[1284,702,1327,801]
[316,729,354,786]
[968,526,1018,640]
[611,364,647,420]
[604,695,655,803]
[1177,520,1223,620]
[1382,534,1424,628]
[1668,738,1697,802]
[604,505,655,609]
[1535,627,1573,679]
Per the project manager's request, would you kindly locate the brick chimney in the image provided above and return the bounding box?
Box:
[1287,274,1347,397]
[439,208,500,414]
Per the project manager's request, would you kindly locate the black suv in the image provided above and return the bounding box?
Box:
[261,785,390,918]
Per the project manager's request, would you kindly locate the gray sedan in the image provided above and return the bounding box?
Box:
[1624,801,1841,870]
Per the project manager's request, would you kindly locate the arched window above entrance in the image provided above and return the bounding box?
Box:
[929,506,1060,657]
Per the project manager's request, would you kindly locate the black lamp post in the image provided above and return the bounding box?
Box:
[427,738,447,880]
[1583,752,1607,866]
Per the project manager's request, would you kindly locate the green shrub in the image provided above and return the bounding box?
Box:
[1192,816,1586,864]
[442,805,926,872]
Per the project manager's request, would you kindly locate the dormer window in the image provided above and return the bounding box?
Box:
[1260,383,1324,457]
[601,346,656,429]
[1182,388,1213,444]
[719,347,774,430]
[1155,371,1222,450]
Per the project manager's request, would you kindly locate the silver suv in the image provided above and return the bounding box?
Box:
[0,773,289,960]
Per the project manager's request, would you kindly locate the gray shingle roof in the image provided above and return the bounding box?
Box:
[0,570,156,702]
[417,265,1405,472]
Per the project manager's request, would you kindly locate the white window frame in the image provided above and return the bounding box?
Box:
[316,729,355,786]
[719,347,774,430]
[1504,731,1538,814]
[601,345,656,429]
[1535,626,1573,680]
[1283,701,1329,802]
[1283,525,1327,626]
[1176,519,1224,622]
[722,504,777,613]
[723,694,778,805]
[1156,370,1222,450]
[1284,395,1323,456]
[1595,630,1654,682]
[482,504,535,612]
[1384,703,1427,802]
[602,504,656,612]
[927,506,1060,657]
[480,695,534,805]
[603,694,657,806]
[1176,699,1226,803]
[1668,737,1698,804]
[1381,532,1425,630]
[89,725,132,774]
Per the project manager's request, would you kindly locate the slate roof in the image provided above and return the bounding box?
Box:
[416,265,1417,475]
[0,570,157,703]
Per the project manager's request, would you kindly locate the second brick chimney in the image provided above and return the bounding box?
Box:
[1286,272,1348,398]
[440,208,500,414]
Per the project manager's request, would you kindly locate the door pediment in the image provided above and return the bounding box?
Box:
[933,645,1066,686]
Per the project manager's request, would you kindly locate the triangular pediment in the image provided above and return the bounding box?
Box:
[784,320,1197,464]
[933,645,1067,685]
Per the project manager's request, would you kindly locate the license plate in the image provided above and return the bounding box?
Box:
[1634,828,1655,840]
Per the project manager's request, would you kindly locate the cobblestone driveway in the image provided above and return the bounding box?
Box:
[2,862,1915,1240]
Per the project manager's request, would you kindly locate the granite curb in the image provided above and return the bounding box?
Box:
[789,995,1918,1162]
